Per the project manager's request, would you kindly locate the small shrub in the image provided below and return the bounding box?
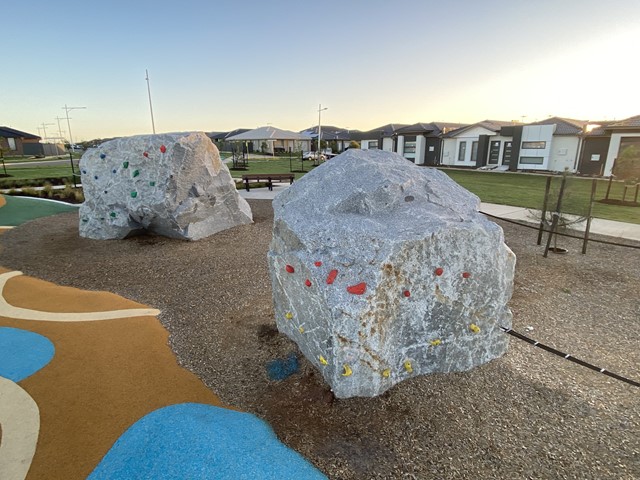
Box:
[73,189,85,203]
[42,182,54,198]
[21,187,39,196]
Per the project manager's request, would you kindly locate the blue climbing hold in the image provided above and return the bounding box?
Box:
[82,169,87,174]
[0,327,55,382]
[88,403,326,480]
[94,175,98,180]
[100,153,106,159]
[266,352,299,381]
[112,169,117,174]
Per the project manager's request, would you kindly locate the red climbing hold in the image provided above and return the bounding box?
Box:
[462,272,471,279]
[314,261,322,267]
[403,290,411,297]
[326,269,338,285]
[347,282,367,295]
[435,267,444,276]
[143,151,149,158]
[305,279,312,287]
[160,145,167,153]
[285,265,295,274]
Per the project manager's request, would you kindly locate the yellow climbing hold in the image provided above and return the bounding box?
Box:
[404,360,413,373]
[382,368,391,378]
[430,339,442,346]
[298,326,305,334]
[342,364,352,377]
[285,312,293,320]
[319,355,328,366]
[470,323,481,334]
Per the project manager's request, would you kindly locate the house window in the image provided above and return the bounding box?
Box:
[471,141,479,162]
[520,156,544,165]
[403,141,416,154]
[458,141,467,161]
[7,138,16,150]
[522,141,546,149]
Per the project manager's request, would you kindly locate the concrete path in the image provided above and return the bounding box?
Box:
[238,182,640,242]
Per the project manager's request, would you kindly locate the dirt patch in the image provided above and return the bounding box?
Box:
[1,199,639,479]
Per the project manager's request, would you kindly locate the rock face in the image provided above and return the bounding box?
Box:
[268,149,515,398]
[79,132,252,240]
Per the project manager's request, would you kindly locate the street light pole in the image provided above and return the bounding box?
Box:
[62,104,87,148]
[317,104,328,159]
[146,69,156,134]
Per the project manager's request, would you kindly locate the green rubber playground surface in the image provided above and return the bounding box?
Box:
[0,195,78,226]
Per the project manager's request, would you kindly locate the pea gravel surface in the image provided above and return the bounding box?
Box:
[2,199,638,480]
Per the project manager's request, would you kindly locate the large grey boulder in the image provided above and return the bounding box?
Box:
[79,132,252,240]
[268,149,515,398]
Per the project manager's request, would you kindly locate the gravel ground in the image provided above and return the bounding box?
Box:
[2,200,639,480]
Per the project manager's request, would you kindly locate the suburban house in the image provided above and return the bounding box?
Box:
[441,120,516,167]
[602,115,640,176]
[226,126,312,154]
[358,124,408,152]
[392,122,467,165]
[299,125,355,152]
[0,126,42,156]
[207,129,251,152]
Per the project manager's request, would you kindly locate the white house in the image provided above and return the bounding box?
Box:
[441,120,516,167]
[359,124,407,152]
[226,126,312,154]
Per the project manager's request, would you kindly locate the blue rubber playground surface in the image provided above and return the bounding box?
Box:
[0,194,78,226]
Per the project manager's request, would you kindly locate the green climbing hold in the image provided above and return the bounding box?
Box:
[133,169,140,178]
[131,191,138,198]
[149,181,156,187]
[110,212,117,218]
[123,161,129,168]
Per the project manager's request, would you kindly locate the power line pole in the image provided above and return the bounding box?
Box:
[317,103,328,157]
[55,116,67,141]
[62,104,87,147]
[146,69,156,134]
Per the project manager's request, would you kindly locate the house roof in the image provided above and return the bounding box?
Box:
[300,125,355,141]
[358,123,408,139]
[606,115,640,129]
[226,126,312,141]
[207,129,251,140]
[528,117,589,135]
[0,126,41,140]
[394,122,469,137]
[444,120,515,137]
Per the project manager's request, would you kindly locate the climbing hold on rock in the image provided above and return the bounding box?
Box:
[160,145,167,153]
[122,161,129,169]
[109,212,116,218]
[132,169,140,178]
[346,282,366,295]
[462,272,471,279]
[130,191,138,198]
[298,326,305,334]
[285,265,295,274]
[404,360,413,373]
[305,279,312,287]
[342,364,352,377]
[382,369,391,378]
[100,153,106,159]
[149,181,156,187]
[469,323,480,334]
[319,355,328,366]
[314,261,322,267]
[435,267,444,276]
[285,312,293,320]
[326,269,338,285]
[143,151,149,157]
[403,290,411,298]
[430,339,442,346]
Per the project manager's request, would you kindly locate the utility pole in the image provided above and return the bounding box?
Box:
[40,122,55,142]
[55,116,67,142]
[146,69,156,134]
[62,104,87,147]
[317,104,328,157]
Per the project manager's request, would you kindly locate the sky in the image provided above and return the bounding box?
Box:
[3,0,640,142]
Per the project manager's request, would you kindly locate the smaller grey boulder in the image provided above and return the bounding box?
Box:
[79,132,252,240]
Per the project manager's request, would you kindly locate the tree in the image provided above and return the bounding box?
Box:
[349,140,360,149]
[613,145,640,184]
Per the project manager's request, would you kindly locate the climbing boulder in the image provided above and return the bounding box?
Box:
[268,149,515,398]
[78,132,252,240]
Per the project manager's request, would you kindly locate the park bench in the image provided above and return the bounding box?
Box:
[241,173,295,192]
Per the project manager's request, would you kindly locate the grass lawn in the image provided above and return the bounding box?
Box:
[1,165,77,182]
[441,169,640,224]
[228,156,316,181]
